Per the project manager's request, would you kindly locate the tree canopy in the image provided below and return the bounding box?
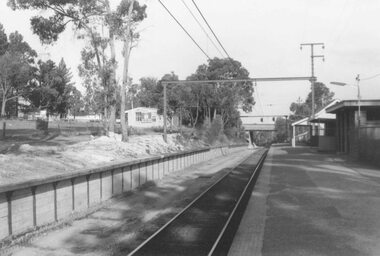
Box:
[0,24,8,55]
[28,58,74,118]
[289,82,335,121]
[8,0,105,44]
[0,29,37,117]
[134,58,255,130]
[186,58,254,127]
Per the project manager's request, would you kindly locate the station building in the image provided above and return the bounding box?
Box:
[308,100,339,151]
[291,100,338,150]
[326,99,380,165]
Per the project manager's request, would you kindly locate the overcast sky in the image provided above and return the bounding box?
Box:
[1,0,379,115]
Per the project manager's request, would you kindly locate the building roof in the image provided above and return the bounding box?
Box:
[326,99,380,113]
[291,117,309,127]
[309,100,338,123]
[125,107,158,113]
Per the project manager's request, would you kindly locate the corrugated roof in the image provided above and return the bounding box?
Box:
[309,100,338,122]
[326,99,380,113]
[291,117,309,126]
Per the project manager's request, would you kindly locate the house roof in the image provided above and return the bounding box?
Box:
[326,99,380,113]
[309,100,338,123]
[125,107,158,113]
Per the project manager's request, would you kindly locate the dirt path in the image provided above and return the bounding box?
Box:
[3,148,256,256]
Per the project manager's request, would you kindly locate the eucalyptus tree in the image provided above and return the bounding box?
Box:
[0,30,37,117]
[8,0,147,139]
[188,58,254,128]
[8,0,118,130]
[108,0,147,141]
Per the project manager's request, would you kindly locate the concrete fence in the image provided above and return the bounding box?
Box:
[0,145,245,241]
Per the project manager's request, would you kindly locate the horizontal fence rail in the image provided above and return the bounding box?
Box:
[0,144,248,241]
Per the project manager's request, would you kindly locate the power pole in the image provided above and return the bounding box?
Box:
[300,43,325,119]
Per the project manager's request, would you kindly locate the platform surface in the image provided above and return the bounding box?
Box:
[229,145,380,256]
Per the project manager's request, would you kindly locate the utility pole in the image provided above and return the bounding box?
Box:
[300,43,324,141]
[300,43,325,119]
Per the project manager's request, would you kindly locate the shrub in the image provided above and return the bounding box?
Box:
[36,118,48,131]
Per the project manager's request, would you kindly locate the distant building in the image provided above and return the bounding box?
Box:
[17,97,48,120]
[67,112,102,122]
[125,107,164,128]
[239,108,288,145]
[326,99,380,165]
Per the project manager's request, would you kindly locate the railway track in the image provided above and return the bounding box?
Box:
[128,149,268,256]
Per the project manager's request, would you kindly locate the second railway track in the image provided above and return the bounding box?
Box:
[128,149,268,256]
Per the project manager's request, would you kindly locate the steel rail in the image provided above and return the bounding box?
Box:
[208,149,268,255]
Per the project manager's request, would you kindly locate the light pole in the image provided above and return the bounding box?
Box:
[330,74,361,139]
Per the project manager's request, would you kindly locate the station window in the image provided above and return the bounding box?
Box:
[367,109,380,121]
[272,117,275,122]
[260,118,263,122]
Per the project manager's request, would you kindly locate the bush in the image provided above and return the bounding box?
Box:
[36,119,48,131]
[200,115,226,145]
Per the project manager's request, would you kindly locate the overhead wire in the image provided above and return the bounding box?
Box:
[190,0,232,59]
[361,73,380,81]
[180,0,224,58]
[158,0,211,60]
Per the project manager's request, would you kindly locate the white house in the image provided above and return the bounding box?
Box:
[125,107,164,128]
[67,114,102,122]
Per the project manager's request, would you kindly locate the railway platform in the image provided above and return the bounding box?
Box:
[229,145,380,256]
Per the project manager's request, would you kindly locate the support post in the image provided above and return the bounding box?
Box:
[292,125,296,147]
[356,74,361,157]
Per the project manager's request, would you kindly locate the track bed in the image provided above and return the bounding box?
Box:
[129,149,268,256]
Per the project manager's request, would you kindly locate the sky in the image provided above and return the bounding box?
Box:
[1,0,380,116]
